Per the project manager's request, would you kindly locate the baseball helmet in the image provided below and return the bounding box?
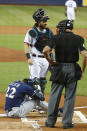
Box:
[33,8,49,22]
[23,77,40,86]
[23,78,34,86]
[56,19,73,30]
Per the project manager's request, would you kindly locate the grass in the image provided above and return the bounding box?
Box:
[0,62,29,92]
[0,5,87,28]
[0,60,87,96]
[0,61,52,93]
[0,34,25,50]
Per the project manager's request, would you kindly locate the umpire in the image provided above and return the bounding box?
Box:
[43,19,87,129]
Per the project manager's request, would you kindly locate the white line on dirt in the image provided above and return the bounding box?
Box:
[74,106,87,109]
[74,111,87,123]
[0,114,7,117]
[21,117,42,130]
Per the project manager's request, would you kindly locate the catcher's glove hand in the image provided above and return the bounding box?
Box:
[32,90,45,101]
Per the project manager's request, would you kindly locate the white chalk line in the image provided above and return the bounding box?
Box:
[74,111,87,123]
[74,106,87,109]
[0,107,87,125]
[0,114,7,117]
[21,117,42,130]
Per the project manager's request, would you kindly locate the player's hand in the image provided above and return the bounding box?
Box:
[27,58,33,65]
[50,61,56,66]
[33,90,45,101]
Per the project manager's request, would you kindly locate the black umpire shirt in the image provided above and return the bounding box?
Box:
[51,31,86,63]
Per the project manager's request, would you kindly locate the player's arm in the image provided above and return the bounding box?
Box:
[80,50,87,76]
[25,85,44,101]
[78,37,87,76]
[43,46,56,66]
[24,43,33,65]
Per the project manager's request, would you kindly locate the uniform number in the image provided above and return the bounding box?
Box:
[68,3,72,7]
[6,86,16,99]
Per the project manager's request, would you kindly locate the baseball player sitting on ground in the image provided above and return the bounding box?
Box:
[5,78,48,118]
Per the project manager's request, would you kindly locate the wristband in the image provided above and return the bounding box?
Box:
[26,53,31,59]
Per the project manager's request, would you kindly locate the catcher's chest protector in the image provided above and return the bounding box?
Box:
[34,27,51,53]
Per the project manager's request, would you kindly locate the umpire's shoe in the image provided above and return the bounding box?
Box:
[63,123,74,129]
[45,121,55,128]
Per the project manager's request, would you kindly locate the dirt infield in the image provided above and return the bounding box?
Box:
[0,94,87,131]
[0,46,26,62]
[0,26,87,38]
[0,26,87,130]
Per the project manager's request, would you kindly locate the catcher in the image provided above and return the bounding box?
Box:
[24,8,53,95]
[5,78,48,118]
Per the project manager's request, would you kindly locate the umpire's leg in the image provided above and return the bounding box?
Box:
[62,81,77,125]
[46,82,64,125]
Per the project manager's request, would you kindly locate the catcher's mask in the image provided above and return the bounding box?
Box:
[56,19,73,31]
[33,8,49,22]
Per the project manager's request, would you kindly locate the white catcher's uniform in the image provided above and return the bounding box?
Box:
[65,0,77,21]
[24,28,49,79]
[24,27,53,79]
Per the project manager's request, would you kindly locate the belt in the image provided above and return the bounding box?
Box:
[32,54,44,58]
[60,63,75,66]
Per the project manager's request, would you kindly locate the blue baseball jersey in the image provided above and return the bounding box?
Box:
[5,80,34,111]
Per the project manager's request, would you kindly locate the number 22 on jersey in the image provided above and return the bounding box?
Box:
[6,86,16,99]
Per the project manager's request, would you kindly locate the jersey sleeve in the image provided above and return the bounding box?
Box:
[22,84,34,96]
[78,37,86,51]
[24,30,33,44]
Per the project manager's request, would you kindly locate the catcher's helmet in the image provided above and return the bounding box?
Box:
[57,19,73,30]
[33,8,49,22]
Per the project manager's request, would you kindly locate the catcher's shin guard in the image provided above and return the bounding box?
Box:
[40,78,47,95]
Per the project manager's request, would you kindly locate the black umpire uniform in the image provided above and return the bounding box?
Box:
[43,20,87,129]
